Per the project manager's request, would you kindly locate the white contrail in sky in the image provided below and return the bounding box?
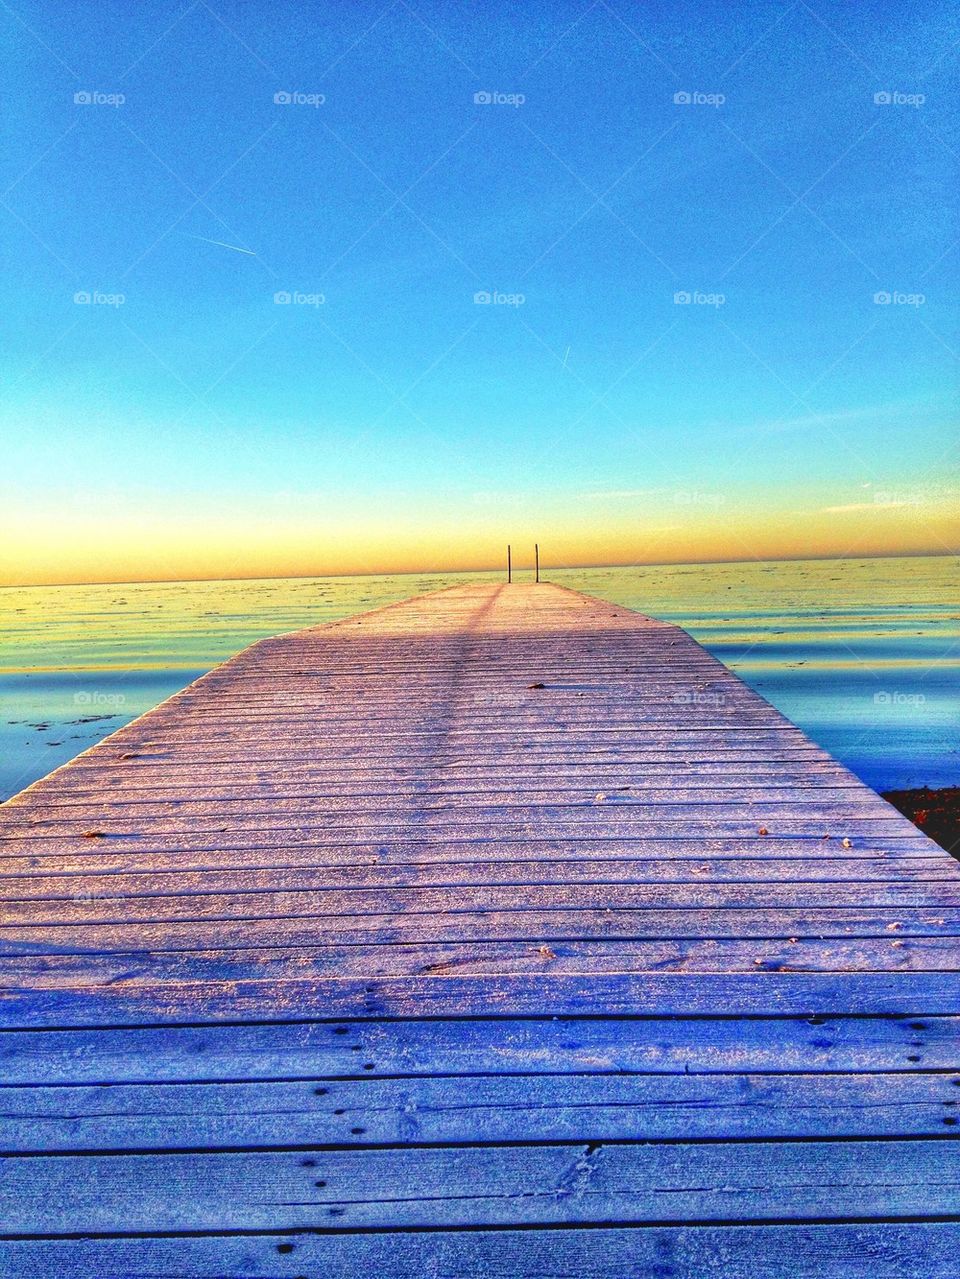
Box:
[179,233,256,256]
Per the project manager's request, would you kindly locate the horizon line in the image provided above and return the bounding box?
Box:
[1,548,955,591]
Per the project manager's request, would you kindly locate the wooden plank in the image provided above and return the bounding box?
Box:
[2,1015,954,1086]
[4,939,959,989]
[14,784,884,813]
[4,973,960,1028]
[5,1070,959,1152]
[1,905,956,956]
[3,1223,958,1279]
[2,880,955,927]
[2,1139,958,1232]
[0,834,935,869]
[1,855,952,895]
[4,813,916,845]
[55,745,842,769]
[33,759,865,787]
[6,786,887,816]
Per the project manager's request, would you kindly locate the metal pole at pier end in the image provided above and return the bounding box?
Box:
[535,543,540,583]
[507,545,512,584]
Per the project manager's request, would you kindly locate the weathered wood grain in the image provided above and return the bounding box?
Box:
[4,914,960,972]
[3,1223,958,1279]
[5,1070,958,1152]
[2,1139,958,1232]
[4,972,960,1028]
[4,939,960,991]
[2,878,956,928]
[3,1014,952,1085]
[1,854,952,896]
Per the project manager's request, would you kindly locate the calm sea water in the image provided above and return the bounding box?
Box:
[1,556,956,801]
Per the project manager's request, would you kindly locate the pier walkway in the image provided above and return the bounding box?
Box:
[1,583,959,1276]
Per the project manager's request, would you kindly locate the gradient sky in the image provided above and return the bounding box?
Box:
[2,0,958,584]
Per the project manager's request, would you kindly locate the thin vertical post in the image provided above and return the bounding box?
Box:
[535,543,540,583]
[507,544,512,584]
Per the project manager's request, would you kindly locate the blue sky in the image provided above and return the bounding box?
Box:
[2,0,958,581]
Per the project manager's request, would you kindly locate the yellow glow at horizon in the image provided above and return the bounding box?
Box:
[2,494,956,586]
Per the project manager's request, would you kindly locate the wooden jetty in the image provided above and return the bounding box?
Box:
[1,582,959,1276]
